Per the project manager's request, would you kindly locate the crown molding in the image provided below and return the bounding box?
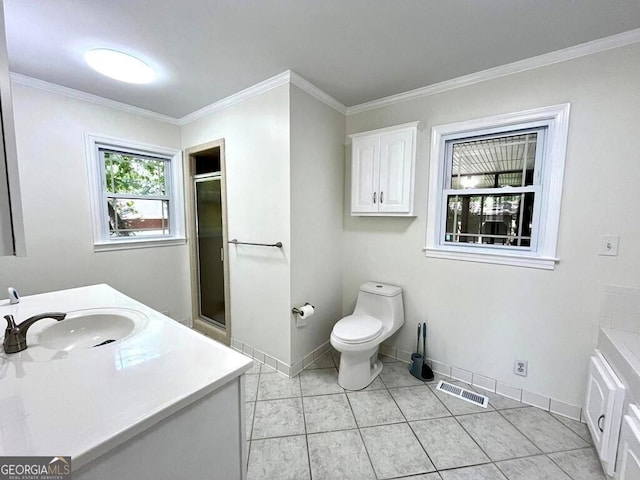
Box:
[346,28,640,116]
[9,69,347,128]
[289,71,347,115]
[178,71,291,125]
[179,70,346,125]
[9,73,180,125]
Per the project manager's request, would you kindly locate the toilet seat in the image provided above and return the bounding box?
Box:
[333,314,383,344]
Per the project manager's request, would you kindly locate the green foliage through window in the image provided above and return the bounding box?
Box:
[104,151,166,195]
[101,150,170,238]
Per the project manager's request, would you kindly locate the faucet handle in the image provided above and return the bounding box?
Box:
[4,315,17,331]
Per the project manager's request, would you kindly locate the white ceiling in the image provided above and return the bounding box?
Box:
[5,1,640,118]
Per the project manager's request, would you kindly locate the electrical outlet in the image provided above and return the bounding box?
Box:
[514,360,528,377]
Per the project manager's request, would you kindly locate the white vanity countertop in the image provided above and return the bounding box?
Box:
[599,327,640,404]
[0,284,252,469]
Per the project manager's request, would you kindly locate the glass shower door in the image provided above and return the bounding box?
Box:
[195,176,225,327]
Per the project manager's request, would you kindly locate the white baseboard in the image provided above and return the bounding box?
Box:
[232,336,584,424]
[230,337,332,378]
[381,343,584,422]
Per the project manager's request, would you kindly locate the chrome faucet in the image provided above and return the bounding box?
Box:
[3,312,66,354]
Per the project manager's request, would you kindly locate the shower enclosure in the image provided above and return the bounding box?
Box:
[194,175,225,327]
[185,140,230,344]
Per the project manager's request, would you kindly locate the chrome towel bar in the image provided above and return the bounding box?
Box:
[228,238,283,248]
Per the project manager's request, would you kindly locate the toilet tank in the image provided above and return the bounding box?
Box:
[353,282,404,328]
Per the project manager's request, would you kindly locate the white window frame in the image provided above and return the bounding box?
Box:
[425,104,570,270]
[86,134,186,251]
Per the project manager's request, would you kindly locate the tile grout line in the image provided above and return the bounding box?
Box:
[545,410,592,444]
[549,414,594,445]
[246,352,600,479]
[434,380,540,468]
[245,364,260,471]
[494,406,586,456]
[448,409,496,469]
[366,360,451,477]
[306,352,368,479]
[494,406,594,472]
[545,447,597,480]
[343,382,381,479]
[369,358,465,476]
[488,447,597,480]
[298,374,314,480]
[385,376,440,475]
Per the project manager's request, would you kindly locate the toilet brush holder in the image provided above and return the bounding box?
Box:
[409,353,423,379]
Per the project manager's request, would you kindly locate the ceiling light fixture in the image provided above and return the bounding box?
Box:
[85,49,155,84]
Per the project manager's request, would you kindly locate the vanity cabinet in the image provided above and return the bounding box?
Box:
[75,378,247,480]
[0,285,252,480]
[585,350,625,476]
[616,404,640,479]
[349,122,420,216]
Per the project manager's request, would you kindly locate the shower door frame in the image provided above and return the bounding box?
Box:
[185,139,231,345]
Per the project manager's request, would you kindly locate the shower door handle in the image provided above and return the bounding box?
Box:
[220,247,224,262]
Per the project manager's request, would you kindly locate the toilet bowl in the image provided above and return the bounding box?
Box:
[330,282,404,390]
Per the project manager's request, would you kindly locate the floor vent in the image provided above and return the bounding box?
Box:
[436,380,489,408]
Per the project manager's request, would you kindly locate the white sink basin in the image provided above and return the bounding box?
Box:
[37,308,147,351]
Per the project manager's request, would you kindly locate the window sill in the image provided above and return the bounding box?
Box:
[94,237,186,252]
[423,247,558,270]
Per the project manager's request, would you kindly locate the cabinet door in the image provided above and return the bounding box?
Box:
[616,405,640,479]
[351,136,380,213]
[378,129,414,213]
[585,351,625,476]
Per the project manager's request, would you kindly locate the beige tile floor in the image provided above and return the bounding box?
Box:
[243,353,605,480]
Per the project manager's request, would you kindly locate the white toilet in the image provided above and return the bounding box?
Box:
[330,282,404,390]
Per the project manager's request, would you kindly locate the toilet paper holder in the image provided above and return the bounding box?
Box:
[292,303,315,314]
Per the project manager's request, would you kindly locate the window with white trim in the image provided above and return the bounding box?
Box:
[86,135,185,250]
[425,104,570,269]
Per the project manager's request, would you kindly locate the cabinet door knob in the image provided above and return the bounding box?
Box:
[373,192,377,204]
[380,191,384,203]
[597,414,605,432]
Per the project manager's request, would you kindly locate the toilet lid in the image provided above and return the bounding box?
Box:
[333,315,383,343]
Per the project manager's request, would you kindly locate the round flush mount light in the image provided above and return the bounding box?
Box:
[85,49,155,84]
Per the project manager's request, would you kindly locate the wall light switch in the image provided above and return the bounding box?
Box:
[599,235,620,256]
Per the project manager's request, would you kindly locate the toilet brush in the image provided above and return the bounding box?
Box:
[420,322,434,381]
[409,323,423,379]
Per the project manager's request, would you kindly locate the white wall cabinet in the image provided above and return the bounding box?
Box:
[616,404,640,479]
[349,122,419,216]
[585,350,625,476]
